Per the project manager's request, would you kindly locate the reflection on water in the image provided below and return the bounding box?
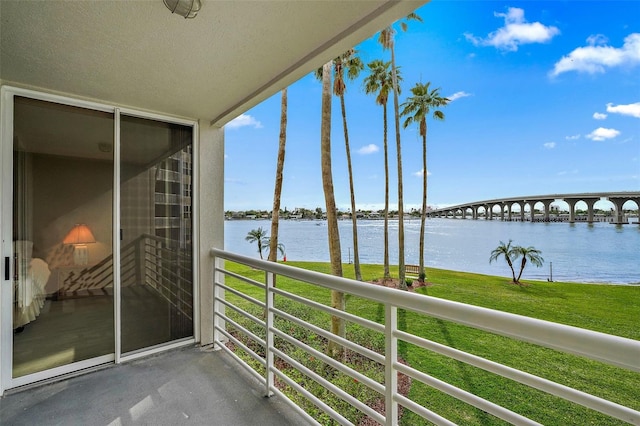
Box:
[225,218,640,284]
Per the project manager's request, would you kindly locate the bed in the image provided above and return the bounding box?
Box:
[13,241,51,329]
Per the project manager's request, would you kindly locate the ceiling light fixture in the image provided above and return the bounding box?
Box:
[163,0,201,19]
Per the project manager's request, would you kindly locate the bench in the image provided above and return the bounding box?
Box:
[406,264,421,279]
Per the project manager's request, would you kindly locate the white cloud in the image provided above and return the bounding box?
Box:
[550,33,640,77]
[358,144,379,155]
[543,142,556,149]
[565,134,580,140]
[464,7,559,52]
[447,91,471,102]
[586,34,609,46]
[226,114,263,129]
[413,169,431,177]
[586,127,621,141]
[592,112,607,120]
[606,102,640,118]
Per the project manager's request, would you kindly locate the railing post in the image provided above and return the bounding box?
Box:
[385,304,398,426]
[213,255,225,348]
[265,271,275,397]
[135,236,144,286]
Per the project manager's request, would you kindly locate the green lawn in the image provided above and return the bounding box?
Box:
[222,261,640,426]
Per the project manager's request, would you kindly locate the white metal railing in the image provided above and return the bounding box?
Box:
[210,248,640,425]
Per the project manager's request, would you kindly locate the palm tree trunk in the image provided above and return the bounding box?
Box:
[507,258,517,282]
[269,89,287,266]
[340,94,362,281]
[321,61,344,356]
[419,128,427,281]
[516,258,527,283]
[383,103,390,280]
[390,42,406,290]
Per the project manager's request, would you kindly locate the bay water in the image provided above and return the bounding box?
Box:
[224,218,640,285]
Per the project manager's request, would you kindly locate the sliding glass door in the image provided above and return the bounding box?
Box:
[11,96,115,378]
[1,88,195,390]
[119,114,193,354]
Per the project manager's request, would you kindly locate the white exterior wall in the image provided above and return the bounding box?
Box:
[197,124,224,345]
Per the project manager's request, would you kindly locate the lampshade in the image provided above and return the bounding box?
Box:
[163,0,201,19]
[63,224,96,245]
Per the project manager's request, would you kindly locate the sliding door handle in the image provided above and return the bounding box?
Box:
[4,257,9,281]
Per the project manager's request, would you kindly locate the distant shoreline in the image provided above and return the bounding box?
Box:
[225,219,640,285]
[284,260,640,287]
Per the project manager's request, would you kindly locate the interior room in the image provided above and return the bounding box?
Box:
[11,95,194,378]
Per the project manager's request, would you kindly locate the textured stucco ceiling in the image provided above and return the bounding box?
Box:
[1,0,426,126]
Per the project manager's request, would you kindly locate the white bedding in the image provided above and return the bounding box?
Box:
[14,241,51,328]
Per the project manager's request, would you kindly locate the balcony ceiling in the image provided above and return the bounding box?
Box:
[0,0,425,126]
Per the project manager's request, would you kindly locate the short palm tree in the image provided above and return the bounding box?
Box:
[266,240,286,260]
[401,82,449,282]
[245,227,269,259]
[514,246,544,283]
[489,240,517,283]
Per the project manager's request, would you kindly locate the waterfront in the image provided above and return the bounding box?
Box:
[224,218,640,285]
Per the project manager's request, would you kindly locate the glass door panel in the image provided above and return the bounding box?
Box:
[120,115,193,354]
[12,96,114,377]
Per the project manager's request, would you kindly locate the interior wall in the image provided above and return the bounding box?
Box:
[31,154,113,264]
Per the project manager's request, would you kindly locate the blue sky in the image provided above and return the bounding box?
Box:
[224,1,640,212]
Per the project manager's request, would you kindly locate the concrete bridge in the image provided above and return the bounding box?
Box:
[427,192,640,225]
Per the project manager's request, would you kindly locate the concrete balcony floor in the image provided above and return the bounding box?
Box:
[1,345,310,425]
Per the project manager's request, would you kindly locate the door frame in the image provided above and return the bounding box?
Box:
[0,86,198,394]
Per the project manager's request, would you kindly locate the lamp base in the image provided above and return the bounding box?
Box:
[73,245,89,265]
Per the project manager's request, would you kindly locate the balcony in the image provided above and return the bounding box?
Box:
[0,345,309,425]
[2,249,639,425]
[209,249,640,425]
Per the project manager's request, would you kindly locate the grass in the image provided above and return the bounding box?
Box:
[221,261,640,425]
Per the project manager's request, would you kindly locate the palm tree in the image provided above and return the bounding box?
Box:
[268,88,287,263]
[514,246,544,284]
[401,82,449,282]
[316,50,364,281]
[266,240,286,260]
[489,240,517,282]
[379,12,422,290]
[320,60,345,356]
[363,59,396,281]
[245,227,269,259]
[335,50,364,282]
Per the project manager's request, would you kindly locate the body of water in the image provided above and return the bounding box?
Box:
[224,218,640,284]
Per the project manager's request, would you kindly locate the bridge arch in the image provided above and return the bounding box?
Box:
[464,206,474,219]
[428,192,639,225]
